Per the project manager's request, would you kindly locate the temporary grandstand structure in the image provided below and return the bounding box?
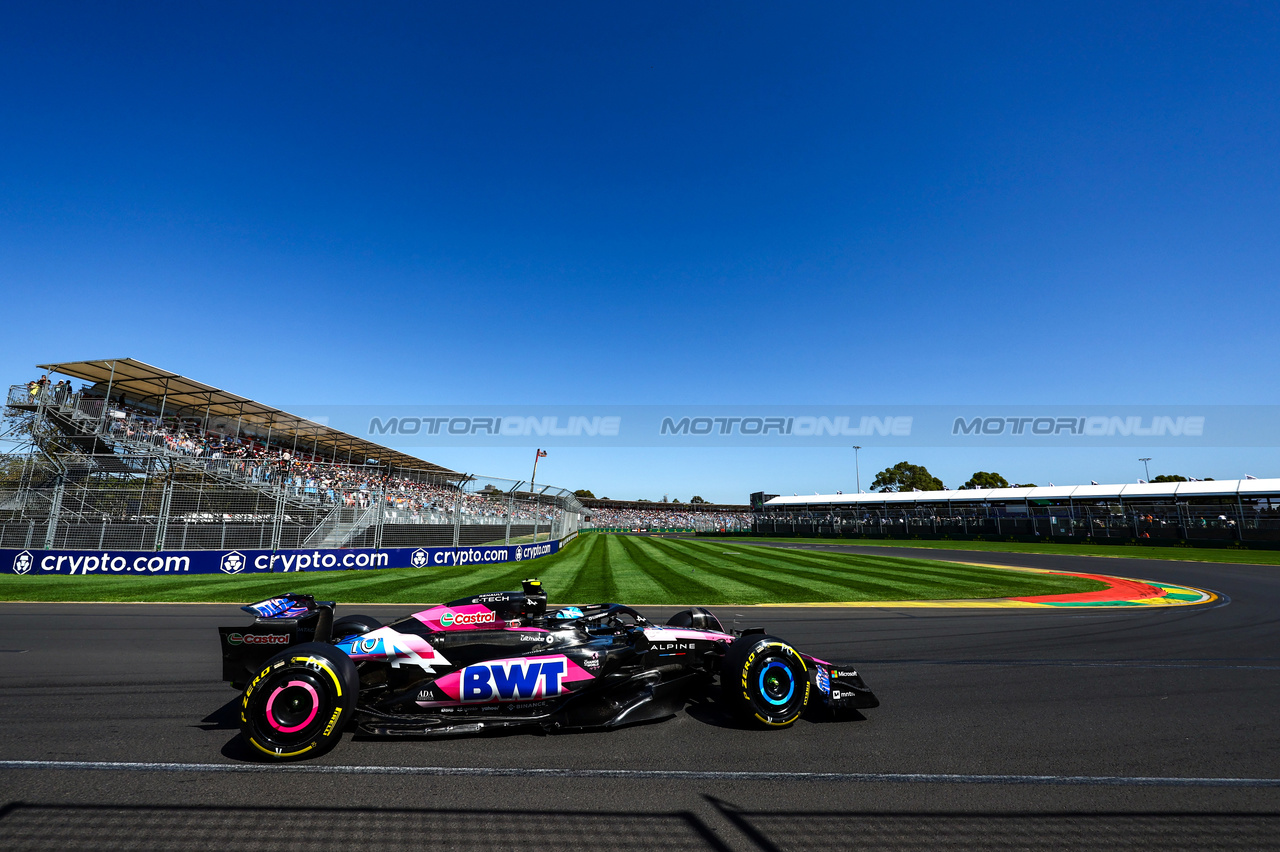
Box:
[3,359,583,551]
[758,479,1280,545]
[33,357,457,476]
[764,479,1280,508]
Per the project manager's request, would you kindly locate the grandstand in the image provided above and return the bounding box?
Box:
[579,498,753,533]
[3,359,583,551]
[757,480,1280,545]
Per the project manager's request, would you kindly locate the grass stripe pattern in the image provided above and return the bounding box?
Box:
[0,533,1104,605]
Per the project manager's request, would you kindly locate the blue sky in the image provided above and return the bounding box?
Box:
[2,2,1278,502]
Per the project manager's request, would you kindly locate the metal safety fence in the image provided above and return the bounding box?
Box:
[0,462,582,552]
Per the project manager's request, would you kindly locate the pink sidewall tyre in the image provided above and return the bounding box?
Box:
[240,641,358,761]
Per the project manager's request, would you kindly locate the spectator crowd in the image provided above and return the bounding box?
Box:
[25,383,560,525]
[585,506,753,532]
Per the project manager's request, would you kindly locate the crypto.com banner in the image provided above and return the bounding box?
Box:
[289,405,1280,447]
[1,540,559,576]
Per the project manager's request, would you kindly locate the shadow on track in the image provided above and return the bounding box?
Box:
[3,799,1278,851]
[705,796,1280,852]
[0,802,734,852]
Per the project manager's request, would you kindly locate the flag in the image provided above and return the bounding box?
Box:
[537,449,547,458]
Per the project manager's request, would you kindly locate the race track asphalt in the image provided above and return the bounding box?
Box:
[1,545,1278,851]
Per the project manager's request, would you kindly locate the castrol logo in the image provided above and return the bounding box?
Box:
[439,610,495,628]
[227,633,290,646]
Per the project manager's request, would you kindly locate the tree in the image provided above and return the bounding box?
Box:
[1014,483,1037,488]
[689,495,707,504]
[1151,474,1187,483]
[963,471,1009,490]
[573,489,596,499]
[871,461,944,493]
[671,498,682,504]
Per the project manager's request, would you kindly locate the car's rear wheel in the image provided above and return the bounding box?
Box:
[720,635,809,728]
[240,642,358,761]
[331,614,382,639]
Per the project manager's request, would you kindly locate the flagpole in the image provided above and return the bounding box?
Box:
[530,449,545,543]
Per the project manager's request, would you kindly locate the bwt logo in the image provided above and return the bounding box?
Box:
[461,658,568,702]
[12,551,33,575]
[220,551,246,574]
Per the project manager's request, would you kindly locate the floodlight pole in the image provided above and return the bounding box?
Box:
[852,446,862,494]
[1139,457,1152,482]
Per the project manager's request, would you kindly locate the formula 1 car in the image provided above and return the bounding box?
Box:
[218,579,877,760]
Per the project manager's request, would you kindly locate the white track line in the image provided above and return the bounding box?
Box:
[1,760,1277,787]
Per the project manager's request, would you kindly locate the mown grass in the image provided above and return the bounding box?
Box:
[730,536,1280,565]
[0,533,1106,605]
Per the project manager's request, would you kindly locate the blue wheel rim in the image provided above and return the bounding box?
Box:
[758,661,795,705]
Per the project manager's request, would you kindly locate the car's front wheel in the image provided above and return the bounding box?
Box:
[240,642,358,760]
[720,635,809,728]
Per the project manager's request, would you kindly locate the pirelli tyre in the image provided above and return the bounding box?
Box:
[721,635,809,728]
[240,642,359,761]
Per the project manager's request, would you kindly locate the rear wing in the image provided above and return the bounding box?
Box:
[219,594,336,686]
[242,593,331,619]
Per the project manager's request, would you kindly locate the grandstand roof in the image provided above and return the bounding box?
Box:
[764,478,1280,507]
[38,357,460,477]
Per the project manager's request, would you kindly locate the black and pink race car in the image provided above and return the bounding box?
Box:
[218,579,877,760]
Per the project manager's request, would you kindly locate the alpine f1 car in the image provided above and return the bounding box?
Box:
[218,579,877,760]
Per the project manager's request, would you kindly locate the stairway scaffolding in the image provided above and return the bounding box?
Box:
[303,503,380,549]
[30,397,326,517]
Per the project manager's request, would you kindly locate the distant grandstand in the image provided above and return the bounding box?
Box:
[3,359,583,551]
[757,481,1280,545]
[579,498,752,533]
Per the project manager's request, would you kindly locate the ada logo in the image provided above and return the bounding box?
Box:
[220,551,246,574]
[12,551,33,575]
[410,548,429,568]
